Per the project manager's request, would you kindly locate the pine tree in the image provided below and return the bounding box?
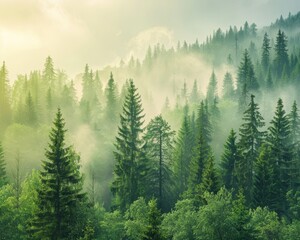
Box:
[0,143,7,187]
[111,80,145,212]
[200,155,219,194]
[288,101,300,189]
[267,98,293,215]
[25,91,38,126]
[144,115,175,211]
[274,30,289,79]
[0,62,11,131]
[105,72,118,125]
[254,144,276,209]
[237,95,265,205]
[261,33,271,72]
[174,112,194,196]
[32,109,87,239]
[188,101,212,203]
[266,69,273,90]
[237,49,259,96]
[206,71,218,105]
[222,72,235,100]
[190,80,199,104]
[220,129,239,191]
[43,56,55,84]
[146,199,163,240]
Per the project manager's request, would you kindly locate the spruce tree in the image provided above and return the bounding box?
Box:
[220,129,239,191]
[174,112,194,196]
[32,109,86,239]
[43,56,55,84]
[237,95,265,205]
[0,143,7,187]
[188,101,212,203]
[237,49,259,97]
[288,101,300,189]
[25,91,38,126]
[267,98,292,215]
[222,72,235,100]
[261,33,271,72]
[144,115,175,211]
[266,69,273,91]
[111,80,145,211]
[105,72,118,125]
[206,71,218,106]
[0,62,11,131]
[200,155,219,194]
[254,144,276,209]
[274,30,289,79]
[190,80,199,104]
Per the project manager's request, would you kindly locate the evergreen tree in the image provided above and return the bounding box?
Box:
[220,129,239,191]
[266,69,273,90]
[43,56,55,84]
[0,143,7,187]
[188,101,212,203]
[32,109,87,239]
[274,30,289,79]
[111,80,145,211]
[0,62,11,131]
[237,95,265,205]
[146,199,162,240]
[206,71,218,105]
[237,49,259,96]
[105,72,118,125]
[222,72,235,100]
[261,33,271,72]
[267,98,293,215]
[288,101,300,189]
[200,155,219,194]
[25,91,38,126]
[254,144,276,209]
[189,79,199,104]
[174,112,194,196]
[144,115,175,211]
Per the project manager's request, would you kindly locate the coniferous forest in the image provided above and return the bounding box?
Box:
[3,8,300,240]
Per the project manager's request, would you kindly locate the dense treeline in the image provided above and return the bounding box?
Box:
[2,12,300,239]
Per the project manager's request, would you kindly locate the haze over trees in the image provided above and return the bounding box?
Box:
[2,11,300,239]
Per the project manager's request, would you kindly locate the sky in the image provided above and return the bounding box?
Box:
[0,0,299,80]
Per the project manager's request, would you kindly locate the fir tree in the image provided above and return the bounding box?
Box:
[25,91,37,126]
[111,80,145,211]
[174,112,194,196]
[105,72,118,125]
[237,95,265,205]
[43,56,55,84]
[288,102,300,189]
[200,155,219,194]
[144,115,175,211]
[32,109,87,239]
[254,144,276,209]
[220,129,239,191]
[237,49,259,97]
[261,33,271,72]
[0,62,11,131]
[266,69,273,91]
[267,98,292,215]
[0,143,7,187]
[222,72,235,100]
[206,71,218,106]
[274,30,289,79]
[190,80,199,104]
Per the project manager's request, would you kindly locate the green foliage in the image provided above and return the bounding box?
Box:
[248,207,281,240]
[161,199,197,240]
[237,95,265,205]
[111,80,146,211]
[220,129,239,191]
[0,142,7,187]
[144,115,175,211]
[31,109,87,239]
[100,210,125,240]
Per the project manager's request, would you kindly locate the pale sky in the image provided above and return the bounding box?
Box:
[0,0,299,80]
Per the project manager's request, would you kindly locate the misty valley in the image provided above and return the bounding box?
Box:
[2,9,300,240]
